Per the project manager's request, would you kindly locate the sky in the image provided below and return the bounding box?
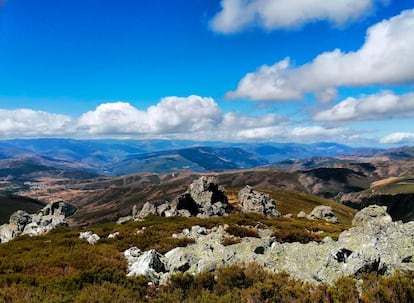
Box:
[0,0,414,146]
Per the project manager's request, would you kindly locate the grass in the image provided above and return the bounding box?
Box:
[370,177,414,195]
[226,187,357,226]
[0,212,412,302]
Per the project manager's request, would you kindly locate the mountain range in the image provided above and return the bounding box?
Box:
[0,138,383,176]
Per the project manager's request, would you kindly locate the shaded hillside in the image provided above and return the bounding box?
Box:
[0,195,45,224]
[340,176,414,222]
[0,158,100,189]
[109,146,267,175]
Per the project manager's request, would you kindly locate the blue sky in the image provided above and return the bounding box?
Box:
[0,0,413,146]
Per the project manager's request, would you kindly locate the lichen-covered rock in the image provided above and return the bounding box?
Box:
[352,205,392,226]
[118,176,232,224]
[124,205,414,285]
[0,200,74,243]
[238,185,280,217]
[172,176,231,217]
[308,205,338,223]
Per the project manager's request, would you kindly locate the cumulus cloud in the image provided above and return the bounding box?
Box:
[210,0,384,33]
[0,95,360,144]
[380,132,414,144]
[0,109,73,138]
[77,96,222,135]
[314,91,414,122]
[228,8,414,101]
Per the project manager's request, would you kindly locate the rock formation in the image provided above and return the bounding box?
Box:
[124,205,414,285]
[296,205,338,223]
[117,176,232,223]
[0,200,75,243]
[238,185,280,217]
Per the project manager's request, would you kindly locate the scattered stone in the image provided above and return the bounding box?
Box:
[116,216,133,225]
[79,231,100,244]
[123,205,414,285]
[297,211,307,218]
[108,231,120,239]
[238,186,281,217]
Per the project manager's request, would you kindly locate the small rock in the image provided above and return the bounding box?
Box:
[308,205,338,223]
[79,231,100,244]
[126,249,166,283]
[108,232,120,239]
[297,211,307,218]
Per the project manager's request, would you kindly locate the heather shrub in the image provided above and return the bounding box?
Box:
[225,225,259,238]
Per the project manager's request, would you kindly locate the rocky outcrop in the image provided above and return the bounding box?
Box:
[352,204,392,226]
[238,185,281,217]
[117,176,232,224]
[341,192,414,223]
[0,200,75,243]
[296,205,338,223]
[125,205,414,285]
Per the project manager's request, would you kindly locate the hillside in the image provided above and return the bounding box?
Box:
[0,204,412,302]
[340,176,414,222]
[0,194,45,224]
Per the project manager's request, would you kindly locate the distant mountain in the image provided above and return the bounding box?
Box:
[109,146,267,175]
[0,139,412,177]
[0,155,100,185]
[242,142,356,163]
[344,146,414,160]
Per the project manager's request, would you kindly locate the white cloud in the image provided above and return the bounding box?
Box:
[210,0,383,33]
[0,96,359,144]
[78,102,148,134]
[236,125,350,142]
[0,109,73,138]
[228,8,414,101]
[380,132,414,144]
[314,91,414,122]
[77,96,222,135]
[146,96,222,133]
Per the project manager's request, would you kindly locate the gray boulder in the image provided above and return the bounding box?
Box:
[308,205,338,223]
[172,176,231,217]
[125,249,166,283]
[238,185,280,217]
[352,205,392,226]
